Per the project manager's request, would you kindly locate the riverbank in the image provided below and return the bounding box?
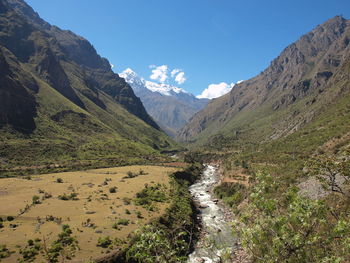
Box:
[112,162,204,263]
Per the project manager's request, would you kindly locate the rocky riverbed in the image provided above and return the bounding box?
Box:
[187,165,237,263]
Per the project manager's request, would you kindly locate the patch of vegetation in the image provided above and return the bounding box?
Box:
[56,178,63,183]
[19,239,41,262]
[112,219,130,230]
[32,195,41,205]
[214,182,246,208]
[237,172,350,263]
[109,186,117,193]
[0,245,12,259]
[97,236,113,248]
[122,164,203,262]
[134,183,168,211]
[58,192,78,201]
[136,211,143,219]
[44,224,79,262]
[122,197,131,205]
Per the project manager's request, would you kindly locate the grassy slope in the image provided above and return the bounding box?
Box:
[0,63,180,173]
[190,59,350,179]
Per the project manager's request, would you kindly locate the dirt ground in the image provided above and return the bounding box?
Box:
[0,165,178,262]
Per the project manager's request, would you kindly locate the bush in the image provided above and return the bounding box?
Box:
[45,224,78,262]
[125,209,131,215]
[0,245,11,259]
[214,182,246,207]
[109,186,117,193]
[123,171,138,179]
[56,178,63,183]
[116,218,129,226]
[6,216,14,221]
[122,197,131,205]
[97,236,112,248]
[0,222,3,229]
[136,211,143,219]
[58,192,78,201]
[238,172,350,263]
[134,183,167,210]
[32,195,41,204]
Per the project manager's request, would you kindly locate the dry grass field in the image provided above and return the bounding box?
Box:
[0,165,178,262]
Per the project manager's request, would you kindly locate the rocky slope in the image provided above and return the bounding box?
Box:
[0,0,178,170]
[177,16,350,150]
[120,68,208,137]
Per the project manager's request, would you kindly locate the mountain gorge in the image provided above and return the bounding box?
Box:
[120,68,208,137]
[178,16,350,156]
[0,0,178,172]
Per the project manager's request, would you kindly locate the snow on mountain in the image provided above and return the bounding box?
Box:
[119,68,188,96]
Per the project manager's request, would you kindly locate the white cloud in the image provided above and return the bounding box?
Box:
[110,63,114,69]
[171,69,180,78]
[150,65,168,83]
[174,71,186,85]
[197,82,234,99]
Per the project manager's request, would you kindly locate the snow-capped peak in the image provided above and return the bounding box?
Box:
[119,68,188,96]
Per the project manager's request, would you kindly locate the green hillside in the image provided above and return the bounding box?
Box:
[0,0,180,176]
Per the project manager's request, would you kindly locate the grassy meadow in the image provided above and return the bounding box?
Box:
[0,165,179,262]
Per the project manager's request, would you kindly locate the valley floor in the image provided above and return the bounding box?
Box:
[0,165,179,262]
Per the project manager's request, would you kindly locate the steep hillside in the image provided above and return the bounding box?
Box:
[0,0,179,174]
[120,68,208,137]
[178,16,350,160]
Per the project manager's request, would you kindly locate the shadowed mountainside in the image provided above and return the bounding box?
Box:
[0,0,179,171]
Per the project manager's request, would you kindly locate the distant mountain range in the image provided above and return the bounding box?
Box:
[120,68,209,137]
[178,16,350,155]
[0,0,179,171]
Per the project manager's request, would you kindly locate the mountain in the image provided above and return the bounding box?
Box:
[0,0,179,173]
[119,68,209,137]
[178,16,350,156]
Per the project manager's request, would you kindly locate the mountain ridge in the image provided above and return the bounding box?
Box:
[177,16,350,148]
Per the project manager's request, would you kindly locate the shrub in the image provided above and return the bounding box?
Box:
[19,239,42,261]
[134,183,167,210]
[123,171,140,179]
[0,245,11,259]
[109,186,117,193]
[238,172,350,263]
[45,224,78,262]
[32,195,41,204]
[122,197,131,205]
[214,182,246,207]
[56,178,63,183]
[6,216,14,221]
[0,222,3,229]
[125,209,131,215]
[136,211,143,219]
[27,239,34,246]
[97,236,112,248]
[116,219,129,226]
[58,192,78,201]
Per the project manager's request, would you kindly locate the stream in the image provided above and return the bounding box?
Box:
[187,165,237,263]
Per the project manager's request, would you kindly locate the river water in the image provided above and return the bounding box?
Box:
[187,165,236,263]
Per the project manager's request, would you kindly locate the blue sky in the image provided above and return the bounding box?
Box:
[26,0,350,98]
